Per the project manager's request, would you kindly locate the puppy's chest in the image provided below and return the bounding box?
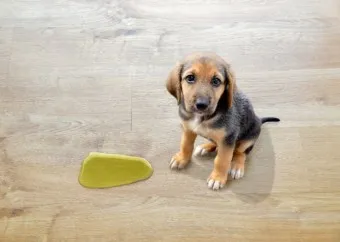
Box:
[186,117,210,137]
[184,116,226,143]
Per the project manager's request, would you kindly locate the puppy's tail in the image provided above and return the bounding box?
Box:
[261,117,280,124]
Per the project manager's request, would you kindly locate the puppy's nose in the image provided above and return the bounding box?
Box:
[195,97,210,111]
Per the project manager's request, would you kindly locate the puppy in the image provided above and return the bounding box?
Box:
[166,52,279,190]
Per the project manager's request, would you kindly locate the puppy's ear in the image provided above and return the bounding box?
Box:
[224,65,236,109]
[166,63,183,104]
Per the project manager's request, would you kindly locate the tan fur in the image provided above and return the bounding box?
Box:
[224,65,235,108]
[182,120,226,144]
[166,53,236,112]
[167,53,248,189]
[230,151,245,172]
[208,144,234,186]
[181,60,227,115]
[198,142,217,153]
[230,140,255,175]
[166,62,182,104]
[236,140,255,152]
[170,128,197,168]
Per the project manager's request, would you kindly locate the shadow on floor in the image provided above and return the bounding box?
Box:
[185,128,276,204]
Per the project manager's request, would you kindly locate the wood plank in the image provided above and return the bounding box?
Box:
[1,0,340,241]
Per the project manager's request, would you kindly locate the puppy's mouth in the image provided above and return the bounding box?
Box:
[193,108,210,114]
[191,105,215,116]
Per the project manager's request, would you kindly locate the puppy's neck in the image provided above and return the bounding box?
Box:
[178,105,216,124]
[187,115,203,133]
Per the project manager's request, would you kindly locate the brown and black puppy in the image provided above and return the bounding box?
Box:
[166,52,279,190]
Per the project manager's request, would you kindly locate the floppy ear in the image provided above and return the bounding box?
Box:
[166,63,183,104]
[224,65,236,109]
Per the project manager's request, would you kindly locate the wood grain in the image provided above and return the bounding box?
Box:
[1,0,340,241]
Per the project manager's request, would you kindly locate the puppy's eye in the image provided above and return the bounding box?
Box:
[185,74,195,84]
[211,77,221,87]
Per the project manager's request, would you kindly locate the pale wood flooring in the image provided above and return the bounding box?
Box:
[1,0,340,241]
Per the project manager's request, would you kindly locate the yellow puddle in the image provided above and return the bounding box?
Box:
[78,152,153,188]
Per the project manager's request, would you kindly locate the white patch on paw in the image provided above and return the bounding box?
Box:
[229,167,244,180]
[169,157,185,170]
[207,179,224,190]
[193,146,209,157]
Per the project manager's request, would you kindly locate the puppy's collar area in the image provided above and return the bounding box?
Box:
[201,108,220,122]
[178,106,218,123]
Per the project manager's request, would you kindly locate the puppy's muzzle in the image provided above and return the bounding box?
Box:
[195,97,210,112]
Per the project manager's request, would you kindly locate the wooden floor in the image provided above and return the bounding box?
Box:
[1,0,340,241]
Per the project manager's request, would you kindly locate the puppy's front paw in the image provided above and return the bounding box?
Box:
[207,171,227,190]
[193,143,217,157]
[169,152,191,170]
[193,146,209,157]
[229,162,245,180]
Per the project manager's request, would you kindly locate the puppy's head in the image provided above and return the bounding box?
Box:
[166,52,235,115]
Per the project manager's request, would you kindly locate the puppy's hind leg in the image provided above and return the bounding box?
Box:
[229,140,255,180]
[194,142,217,157]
